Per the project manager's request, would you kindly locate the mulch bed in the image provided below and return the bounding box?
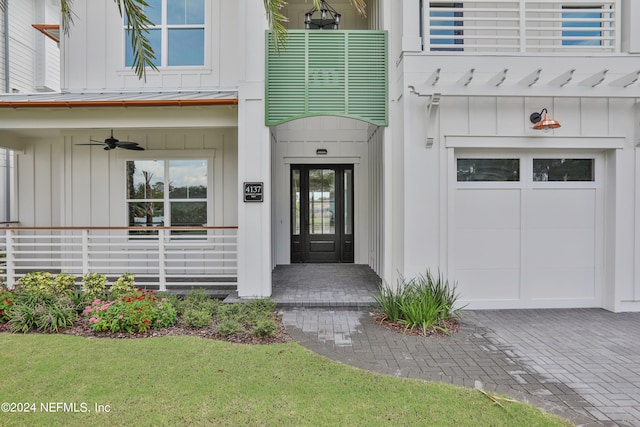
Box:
[1,313,459,342]
[371,313,460,337]
[0,313,292,345]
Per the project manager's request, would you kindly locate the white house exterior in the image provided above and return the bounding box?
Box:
[1,0,640,312]
[0,0,59,223]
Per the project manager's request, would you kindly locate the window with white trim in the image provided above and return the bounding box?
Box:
[125,0,205,67]
[126,159,208,233]
[457,158,520,182]
[533,158,595,182]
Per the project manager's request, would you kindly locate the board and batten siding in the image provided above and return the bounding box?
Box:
[16,129,238,229]
[62,0,238,91]
[397,89,639,310]
[5,0,59,93]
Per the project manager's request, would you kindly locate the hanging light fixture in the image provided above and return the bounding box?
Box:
[305,0,341,30]
[530,108,561,131]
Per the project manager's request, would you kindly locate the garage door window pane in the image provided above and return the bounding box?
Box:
[457,159,520,181]
[533,159,594,182]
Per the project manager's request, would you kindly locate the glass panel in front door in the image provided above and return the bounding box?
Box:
[344,168,353,235]
[292,169,301,235]
[308,169,335,235]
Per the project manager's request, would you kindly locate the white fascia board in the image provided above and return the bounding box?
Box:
[445,135,626,149]
[0,106,238,130]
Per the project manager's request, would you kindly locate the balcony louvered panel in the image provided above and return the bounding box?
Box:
[266,30,388,126]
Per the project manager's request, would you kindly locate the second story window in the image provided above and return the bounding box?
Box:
[429,2,463,51]
[562,5,608,47]
[125,0,205,68]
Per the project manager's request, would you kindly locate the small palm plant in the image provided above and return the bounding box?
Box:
[375,270,464,335]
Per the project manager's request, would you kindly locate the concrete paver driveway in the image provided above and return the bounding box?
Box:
[283,308,640,426]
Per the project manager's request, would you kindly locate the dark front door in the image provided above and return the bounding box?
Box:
[291,165,354,263]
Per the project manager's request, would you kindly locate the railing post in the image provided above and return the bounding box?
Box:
[158,229,166,292]
[82,229,89,276]
[5,229,15,289]
[613,0,621,53]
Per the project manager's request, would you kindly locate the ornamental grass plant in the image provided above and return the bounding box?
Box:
[375,270,463,335]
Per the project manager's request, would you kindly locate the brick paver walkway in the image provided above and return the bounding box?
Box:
[283,308,640,427]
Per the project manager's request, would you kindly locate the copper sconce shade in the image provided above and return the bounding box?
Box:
[530,108,561,130]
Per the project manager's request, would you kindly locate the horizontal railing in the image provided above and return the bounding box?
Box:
[0,226,238,292]
[425,0,619,53]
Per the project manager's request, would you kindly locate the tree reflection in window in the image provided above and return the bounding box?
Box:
[457,159,520,182]
[533,159,594,182]
[126,159,208,235]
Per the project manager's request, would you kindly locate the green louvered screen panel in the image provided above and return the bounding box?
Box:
[346,32,387,125]
[266,30,388,127]
[266,33,307,124]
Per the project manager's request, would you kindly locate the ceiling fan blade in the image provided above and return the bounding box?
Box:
[77,132,143,150]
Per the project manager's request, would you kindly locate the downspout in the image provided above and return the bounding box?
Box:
[3,5,10,222]
[3,2,9,92]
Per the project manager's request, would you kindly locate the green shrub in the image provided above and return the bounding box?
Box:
[251,318,278,337]
[108,273,137,299]
[216,318,243,336]
[53,273,78,295]
[82,273,108,300]
[244,298,276,314]
[158,292,183,315]
[217,302,244,318]
[212,298,279,338]
[8,290,77,333]
[183,289,220,316]
[17,272,77,296]
[84,288,177,333]
[17,272,55,294]
[375,270,464,335]
[182,308,212,328]
[0,288,14,323]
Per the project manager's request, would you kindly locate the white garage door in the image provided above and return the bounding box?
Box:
[453,151,603,309]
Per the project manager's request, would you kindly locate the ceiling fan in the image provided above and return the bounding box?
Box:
[77,130,144,151]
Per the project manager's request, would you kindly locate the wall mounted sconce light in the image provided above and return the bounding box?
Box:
[530,108,561,131]
[316,148,328,155]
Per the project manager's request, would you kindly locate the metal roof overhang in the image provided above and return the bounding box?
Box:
[0,90,239,134]
[0,90,238,108]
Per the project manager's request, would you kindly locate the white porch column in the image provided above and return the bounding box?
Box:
[236,0,272,298]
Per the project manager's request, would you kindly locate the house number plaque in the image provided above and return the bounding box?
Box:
[243,182,263,202]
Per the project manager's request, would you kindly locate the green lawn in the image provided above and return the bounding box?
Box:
[0,334,572,426]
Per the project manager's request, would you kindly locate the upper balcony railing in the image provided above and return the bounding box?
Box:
[424,0,620,53]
